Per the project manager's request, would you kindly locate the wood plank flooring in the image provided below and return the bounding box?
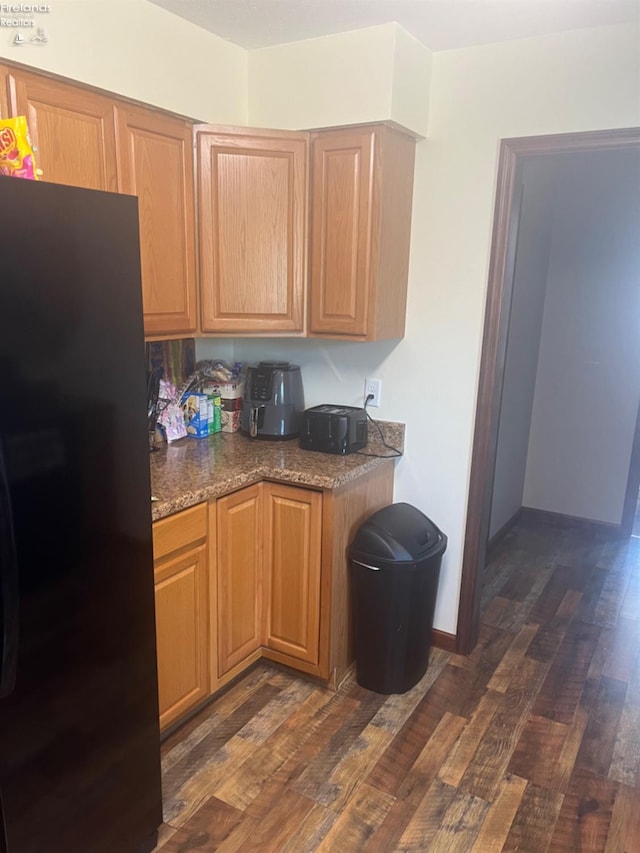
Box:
[153,514,640,851]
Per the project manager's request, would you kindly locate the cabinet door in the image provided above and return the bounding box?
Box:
[0,64,8,118]
[263,483,322,665]
[309,124,415,341]
[115,104,197,337]
[216,484,263,675]
[198,128,307,333]
[9,69,117,191]
[309,127,375,337]
[154,545,209,731]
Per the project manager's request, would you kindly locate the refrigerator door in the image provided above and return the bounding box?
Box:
[0,440,18,699]
[0,176,162,853]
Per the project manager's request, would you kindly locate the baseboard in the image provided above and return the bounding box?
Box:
[521,506,618,532]
[488,507,523,553]
[431,628,457,653]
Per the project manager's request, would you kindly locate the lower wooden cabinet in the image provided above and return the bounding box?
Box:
[213,482,323,686]
[152,462,395,729]
[152,503,209,731]
[212,473,393,687]
[262,482,322,668]
[215,484,263,678]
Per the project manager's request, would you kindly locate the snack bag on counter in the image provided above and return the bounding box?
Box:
[157,379,187,442]
[0,116,39,180]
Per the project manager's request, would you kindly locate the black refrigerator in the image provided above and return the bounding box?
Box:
[0,175,163,853]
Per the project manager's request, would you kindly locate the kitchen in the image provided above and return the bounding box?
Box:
[2,0,638,654]
[0,1,639,851]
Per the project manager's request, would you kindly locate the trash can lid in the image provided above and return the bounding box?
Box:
[349,502,446,565]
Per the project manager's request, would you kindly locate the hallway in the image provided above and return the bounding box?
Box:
[154,514,640,851]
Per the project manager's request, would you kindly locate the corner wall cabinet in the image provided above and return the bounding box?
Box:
[197,127,308,334]
[309,124,416,340]
[152,503,209,731]
[197,122,416,340]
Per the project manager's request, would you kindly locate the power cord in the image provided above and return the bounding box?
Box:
[356,394,403,458]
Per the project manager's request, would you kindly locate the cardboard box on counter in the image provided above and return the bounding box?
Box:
[182,392,209,438]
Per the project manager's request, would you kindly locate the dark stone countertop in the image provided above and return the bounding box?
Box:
[150,422,405,522]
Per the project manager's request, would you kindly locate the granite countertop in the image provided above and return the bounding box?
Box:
[150,422,405,522]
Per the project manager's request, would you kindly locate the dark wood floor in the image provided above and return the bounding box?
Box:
[153,514,640,851]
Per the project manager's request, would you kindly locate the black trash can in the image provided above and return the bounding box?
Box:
[349,503,447,694]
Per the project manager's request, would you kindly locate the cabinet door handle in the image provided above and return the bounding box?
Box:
[0,437,19,699]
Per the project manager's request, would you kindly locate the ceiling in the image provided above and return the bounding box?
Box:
[148,0,639,52]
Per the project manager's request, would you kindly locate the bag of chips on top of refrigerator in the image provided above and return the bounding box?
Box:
[0,116,39,180]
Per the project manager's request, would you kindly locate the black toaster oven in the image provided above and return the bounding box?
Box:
[299,405,368,454]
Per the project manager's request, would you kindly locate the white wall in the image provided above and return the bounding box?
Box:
[0,0,247,123]
[392,24,639,632]
[524,149,640,523]
[233,22,639,634]
[488,159,556,538]
[248,23,431,136]
[197,338,402,412]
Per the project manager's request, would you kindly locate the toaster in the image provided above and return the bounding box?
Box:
[300,405,368,455]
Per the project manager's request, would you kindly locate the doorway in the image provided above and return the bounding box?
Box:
[456,127,640,656]
[632,496,640,538]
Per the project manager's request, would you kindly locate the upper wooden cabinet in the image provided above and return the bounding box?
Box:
[8,67,118,192]
[115,104,197,336]
[197,127,308,334]
[309,124,416,340]
[1,63,416,343]
[1,63,197,339]
[0,65,9,118]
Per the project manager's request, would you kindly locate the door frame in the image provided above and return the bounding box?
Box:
[620,395,640,536]
[456,126,640,655]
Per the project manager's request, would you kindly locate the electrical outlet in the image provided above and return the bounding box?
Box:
[364,378,382,408]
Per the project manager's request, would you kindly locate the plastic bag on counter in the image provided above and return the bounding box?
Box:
[0,116,39,180]
[194,360,244,384]
[156,379,187,442]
